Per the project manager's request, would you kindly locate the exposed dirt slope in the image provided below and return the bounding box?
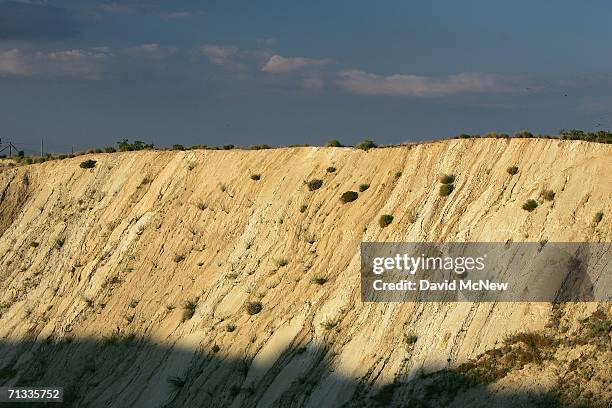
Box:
[0,139,610,407]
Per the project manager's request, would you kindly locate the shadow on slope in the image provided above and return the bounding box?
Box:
[0,337,594,408]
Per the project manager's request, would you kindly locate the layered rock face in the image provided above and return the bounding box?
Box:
[0,139,610,407]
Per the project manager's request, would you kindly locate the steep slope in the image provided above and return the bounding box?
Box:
[0,138,610,407]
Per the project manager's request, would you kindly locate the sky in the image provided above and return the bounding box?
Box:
[1,0,612,154]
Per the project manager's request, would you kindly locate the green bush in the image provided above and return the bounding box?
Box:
[223,144,235,150]
[522,199,538,212]
[439,184,454,196]
[250,144,271,150]
[407,209,418,223]
[340,191,358,203]
[226,323,236,332]
[311,276,328,285]
[326,166,336,173]
[405,334,418,345]
[593,212,604,224]
[359,183,370,192]
[55,238,65,248]
[325,139,343,147]
[559,129,612,144]
[299,204,308,213]
[79,159,96,169]
[250,174,261,181]
[104,146,116,153]
[356,139,377,151]
[117,139,153,152]
[182,298,198,322]
[394,171,402,179]
[439,174,455,184]
[246,301,263,315]
[541,189,555,201]
[307,179,323,191]
[514,130,534,138]
[507,166,519,175]
[167,376,186,390]
[172,144,185,151]
[320,319,337,330]
[275,258,289,267]
[379,214,393,228]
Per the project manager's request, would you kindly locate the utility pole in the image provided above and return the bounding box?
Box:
[8,141,11,157]
[41,139,44,157]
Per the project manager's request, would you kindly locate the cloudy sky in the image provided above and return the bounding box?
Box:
[2,0,612,153]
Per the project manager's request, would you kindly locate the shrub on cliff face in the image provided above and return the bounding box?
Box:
[250,174,261,181]
[246,301,262,315]
[326,166,336,173]
[439,184,454,196]
[541,189,555,201]
[311,276,328,285]
[79,159,96,169]
[507,166,519,175]
[340,191,358,203]
[182,298,198,322]
[307,179,323,191]
[320,318,337,330]
[439,174,455,184]
[522,199,538,212]
[593,211,604,224]
[379,214,394,228]
[359,183,370,192]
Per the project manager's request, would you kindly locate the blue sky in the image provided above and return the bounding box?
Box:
[1,0,612,153]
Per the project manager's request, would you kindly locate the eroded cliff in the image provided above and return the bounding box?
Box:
[0,138,610,407]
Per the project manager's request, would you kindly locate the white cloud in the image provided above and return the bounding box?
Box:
[261,54,331,74]
[123,43,176,59]
[0,48,111,79]
[337,70,514,97]
[199,44,249,73]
